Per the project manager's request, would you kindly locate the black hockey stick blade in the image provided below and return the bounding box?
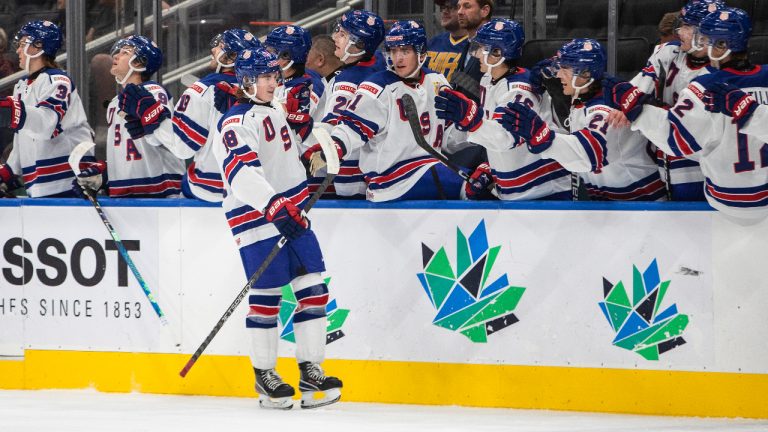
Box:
[450,71,481,102]
[401,94,499,198]
[180,167,337,378]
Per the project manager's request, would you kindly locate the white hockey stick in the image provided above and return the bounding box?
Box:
[69,141,169,326]
[180,128,340,377]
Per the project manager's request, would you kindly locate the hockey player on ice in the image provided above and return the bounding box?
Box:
[497,39,666,201]
[211,48,342,410]
[152,29,260,202]
[263,25,329,196]
[307,20,466,201]
[0,20,95,198]
[74,35,184,198]
[603,7,768,223]
[310,9,386,198]
[616,0,726,201]
[434,18,570,200]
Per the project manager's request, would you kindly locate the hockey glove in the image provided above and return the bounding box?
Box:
[529,57,556,95]
[285,82,314,141]
[124,116,146,140]
[213,81,239,114]
[602,76,652,122]
[704,82,758,127]
[464,162,494,200]
[118,84,170,135]
[301,137,346,177]
[496,103,554,153]
[0,164,21,196]
[435,88,483,132]
[0,97,26,130]
[71,160,107,199]
[265,194,310,241]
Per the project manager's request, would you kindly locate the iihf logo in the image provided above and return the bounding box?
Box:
[417,221,525,343]
[599,259,689,360]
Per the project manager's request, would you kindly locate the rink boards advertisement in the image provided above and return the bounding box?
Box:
[1,199,767,418]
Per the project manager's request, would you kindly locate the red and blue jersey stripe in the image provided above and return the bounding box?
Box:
[21,155,74,188]
[186,162,223,195]
[584,172,667,201]
[366,155,437,191]
[705,179,768,208]
[173,112,209,151]
[573,128,608,173]
[108,173,182,197]
[493,159,569,196]
[666,112,702,157]
[225,182,309,236]
[221,144,261,185]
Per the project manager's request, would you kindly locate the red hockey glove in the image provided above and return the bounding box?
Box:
[434,88,483,132]
[464,162,494,200]
[0,97,26,130]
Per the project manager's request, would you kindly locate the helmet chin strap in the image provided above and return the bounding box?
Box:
[340,40,365,62]
[243,85,267,103]
[23,44,44,74]
[570,75,594,104]
[115,54,147,86]
[482,52,505,77]
[280,60,295,72]
[707,45,731,63]
[215,51,235,73]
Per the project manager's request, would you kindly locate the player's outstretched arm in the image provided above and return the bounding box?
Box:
[740,104,768,143]
[495,102,607,173]
[704,82,759,128]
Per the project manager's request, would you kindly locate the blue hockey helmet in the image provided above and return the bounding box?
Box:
[679,0,725,26]
[264,25,312,64]
[235,48,282,88]
[111,35,163,76]
[211,29,261,56]
[556,38,606,80]
[384,20,427,53]
[472,19,525,61]
[697,6,752,53]
[14,20,62,57]
[335,9,385,55]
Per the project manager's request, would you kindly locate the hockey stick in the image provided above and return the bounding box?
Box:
[179,128,340,378]
[401,94,500,198]
[450,71,481,102]
[68,141,169,325]
[655,62,673,201]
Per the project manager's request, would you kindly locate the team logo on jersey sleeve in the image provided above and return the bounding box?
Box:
[417,220,526,343]
[599,259,689,360]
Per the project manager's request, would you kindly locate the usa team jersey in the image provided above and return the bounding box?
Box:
[632,65,768,221]
[6,68,94,197]
[331,68,465,202]
[105,82,184,198]
[273,70,329,195]
[472,69,570,200]
[162,72,238,202]
[631,41,709,188]
[212,101,310,248]
[426,32,469,82]
[542,95,666,201]
[318,56,386,197]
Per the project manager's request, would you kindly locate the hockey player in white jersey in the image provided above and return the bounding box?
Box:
[623,0,725,200]
[497,39,666,201]
[434,18,570,200]
[604,7,768,222]
[211,48,341,410]
[307,20,466,201]
[310,9,386,198]
[263,25,328,195]
[75,35,185,198]
[0,20,95,198]
[150,29,260,201]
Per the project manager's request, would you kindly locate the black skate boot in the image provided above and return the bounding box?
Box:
[254,368,295,410]
[298,361,343,409]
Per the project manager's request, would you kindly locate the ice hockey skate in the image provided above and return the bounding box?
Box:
[254,368,295,410]
[298,362,343,409]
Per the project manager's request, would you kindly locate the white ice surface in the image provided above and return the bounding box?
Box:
[0,390,766,432]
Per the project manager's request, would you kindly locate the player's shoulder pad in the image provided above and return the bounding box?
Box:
[505,68,535,93]
[43,68,75,91]
[358,70,400,97]
[142,80,173,99]
[217,102,254,131]
[585,97,613,117]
